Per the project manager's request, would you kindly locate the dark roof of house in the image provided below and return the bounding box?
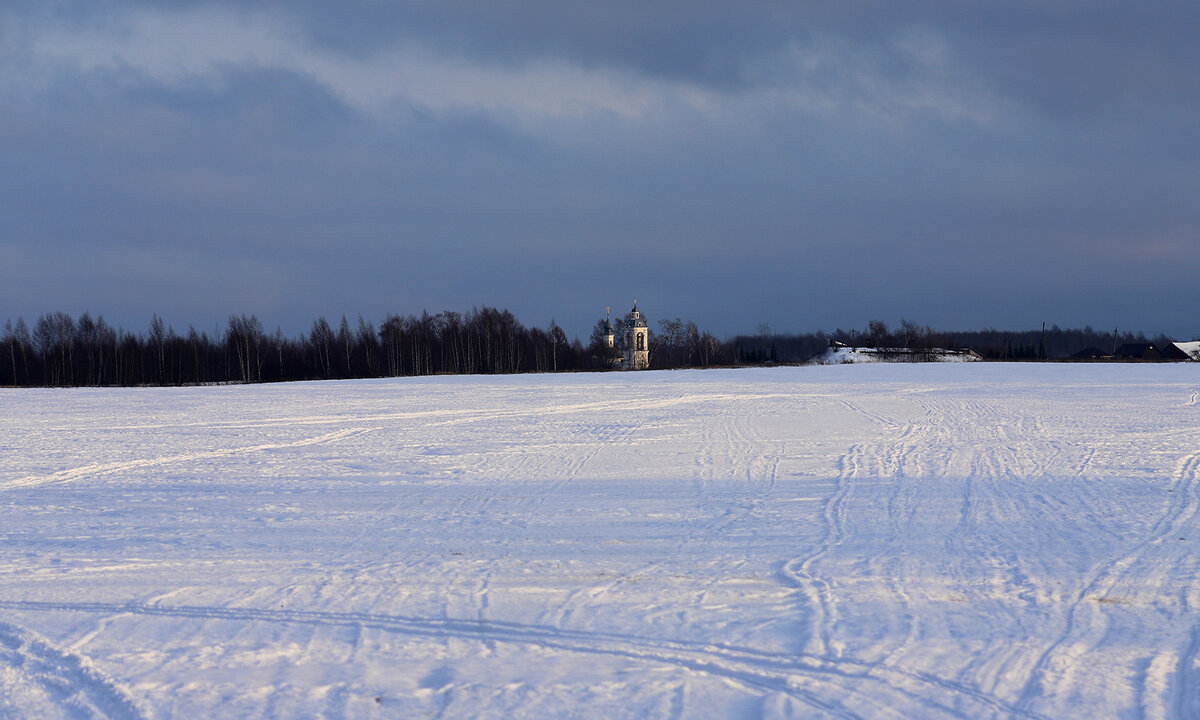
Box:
[1114,343,1158,358]
[1072,347,1109,359]
[1162,342,1200,361]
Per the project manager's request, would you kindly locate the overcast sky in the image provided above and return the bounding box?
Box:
[3,1,1199,340]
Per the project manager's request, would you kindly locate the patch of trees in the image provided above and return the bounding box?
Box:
[653,318,727,368]
[0,308,589,387]
[3,305,745,386]
[584,313,733,369]
[2,307,740,387]
[731,319,1170,364]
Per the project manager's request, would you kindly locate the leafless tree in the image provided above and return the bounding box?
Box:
[227,314,264,383]
[310,317,334,378]
[867,319,889,348]
[356,315,378,376]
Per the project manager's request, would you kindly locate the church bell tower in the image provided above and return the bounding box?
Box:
[624,301,650,370]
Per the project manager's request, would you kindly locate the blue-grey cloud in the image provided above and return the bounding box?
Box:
[2,2,1199,340]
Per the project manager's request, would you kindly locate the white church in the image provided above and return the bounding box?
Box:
[601,302,650,370]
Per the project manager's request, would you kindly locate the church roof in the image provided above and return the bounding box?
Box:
[628,301,648,328]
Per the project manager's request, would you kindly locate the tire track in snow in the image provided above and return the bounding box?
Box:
[740,416,782,498]
[367,392,792,433]
[838,399,895,428]
[4,427,375,491]
[786,390,1080,710]
[934,396,1075,698]
[845,393,1054,699]
[523,420,642,629]
[597,413,763,636]
[52,397,649,433]
[1016,450,1200,712]
[534,420,636,510]
[458,422,639,625]
[876,397,948,666]
[545,409,783,634]
[692,413,782,533]
[0,599,1047,720]
[780,440,863,659]
[940,398,1006,569]
[0,620,144,720]
[1172,622,1200,720]
[780,393,928,663]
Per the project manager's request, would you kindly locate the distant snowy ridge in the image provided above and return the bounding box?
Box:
[807,345,982,365]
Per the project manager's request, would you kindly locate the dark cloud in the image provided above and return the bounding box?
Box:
[3,2,1199,340]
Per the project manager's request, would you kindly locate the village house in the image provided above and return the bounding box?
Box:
[1114,343,1161,361]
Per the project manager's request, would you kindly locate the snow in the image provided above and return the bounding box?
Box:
[808,346,982,364]
[2,364,1200,719]
[1171,341,1200,361]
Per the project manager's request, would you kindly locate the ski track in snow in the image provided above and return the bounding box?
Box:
[0,599,1041,720]
[51,392,792,435]
[1016,449,1200,716]
[780,393,918,663]
[4,427,376,491]
[779,439,855,659]
[0,620,144,720]
[1174,623,1200,720]
[776,382,1200,718]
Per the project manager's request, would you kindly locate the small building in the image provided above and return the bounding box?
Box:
[1162,341,1200,361]
[1072,347,1110,360]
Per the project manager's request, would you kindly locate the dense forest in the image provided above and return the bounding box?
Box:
[0,311,1185,388]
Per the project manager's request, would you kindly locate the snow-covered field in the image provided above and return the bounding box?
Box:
[2,364,1199,719]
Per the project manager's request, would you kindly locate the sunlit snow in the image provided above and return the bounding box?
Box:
[2,364,1199,718]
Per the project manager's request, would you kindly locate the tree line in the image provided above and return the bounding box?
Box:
[1,307,742,387]
[3,310,1181,387]
[732,319,1172,364]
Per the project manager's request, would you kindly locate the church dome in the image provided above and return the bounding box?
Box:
[628,301,648,327]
